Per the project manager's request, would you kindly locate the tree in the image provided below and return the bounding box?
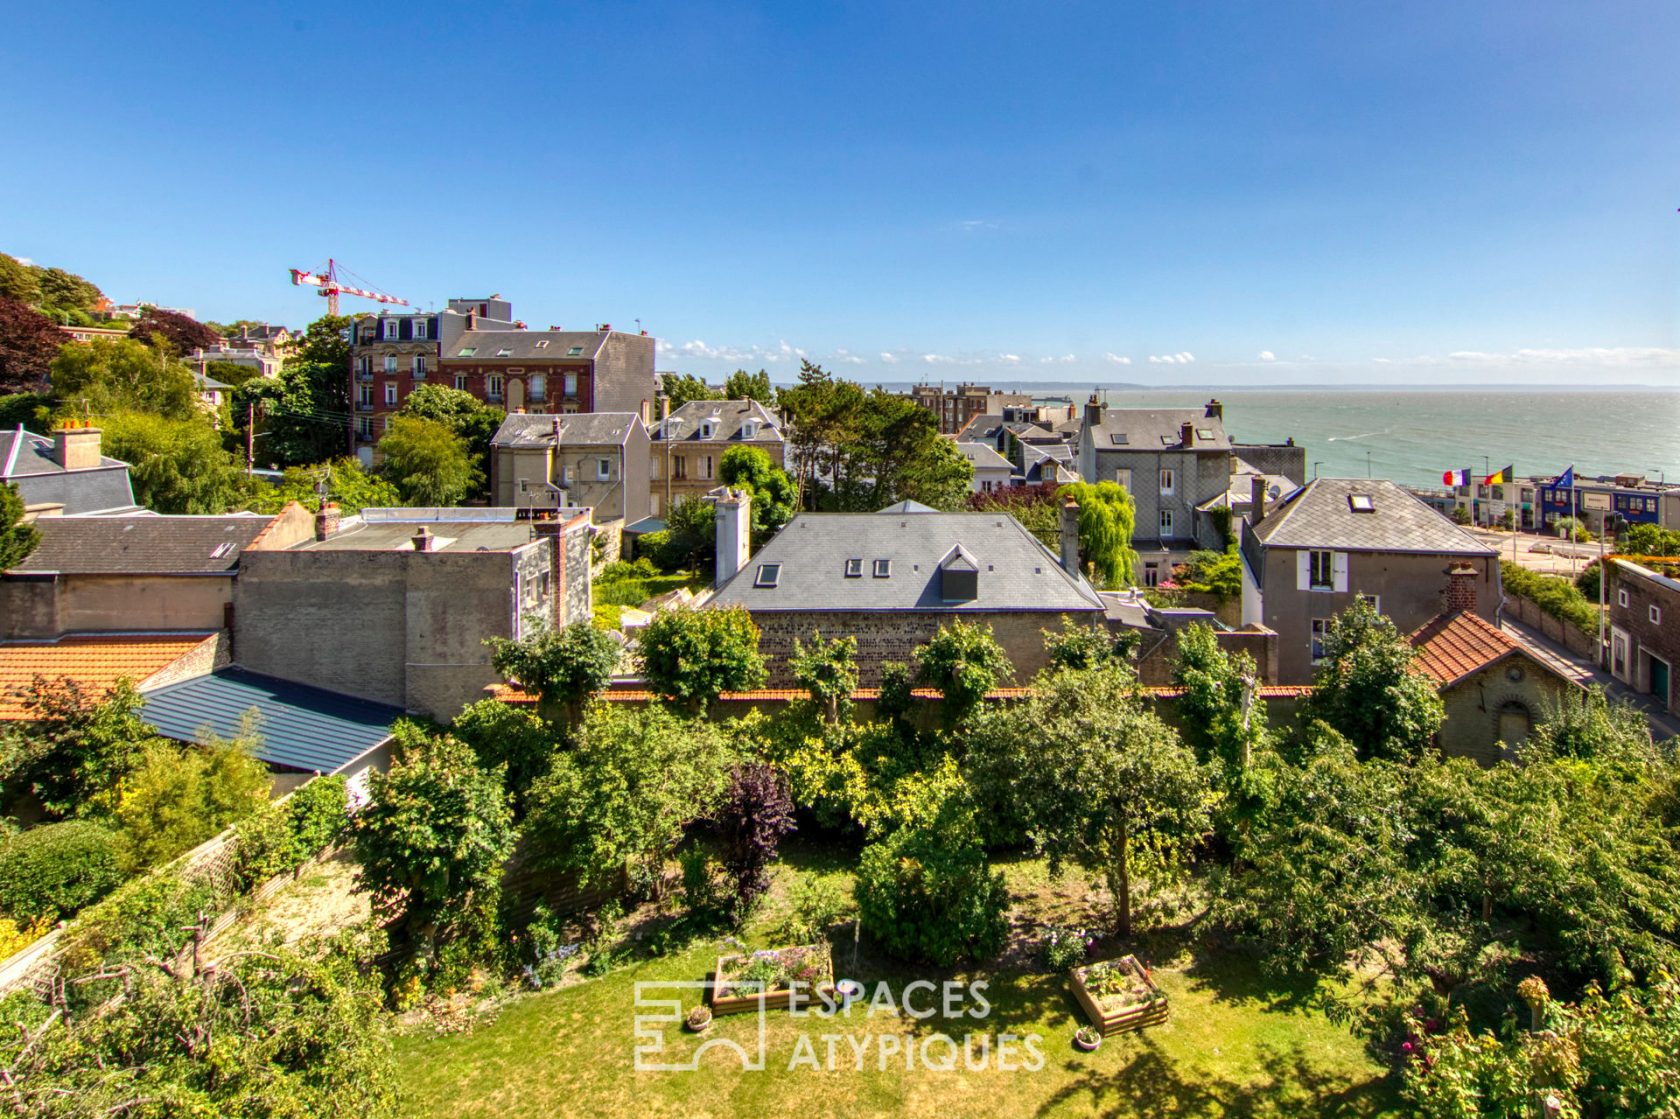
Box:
[716,762,796,921]
[128,307,220,355]
[0,297,66,394]
[896,431,973,511]
[233,314,353,467]
[4,679,162,818]
[352,732,514,971]
[969,483,1061,550]
[524,703,730,891]
[487,622,621,726]
[778,361,866,509]
[449,699,557,813]
[642,495,716,571]
[1171,622,1267,770]
[241,457,400,515]
[719,444,798,543]
[723,368,775,404]
[1623,522,1680,557]
[377,415,477,506]
[789,632,859,724]
[833,389,971,511]
[1526,685,1656,763]
[1302,597,1445,761]
[102,409,251,513]
[659,372,721,409]
[1174,548,1243,597]
[854,762,1008,965]
[34,267,103,316]
[49,337,198,419]
[1044,619,1138,671]
[1057,480,1137,587]
[110,731,270,872]
[637,606,767,713]
[0,253,40,304]
[913,619,1011,725]
[973,664,1211,936]
[397,384,504,496]
[0,481,40,571]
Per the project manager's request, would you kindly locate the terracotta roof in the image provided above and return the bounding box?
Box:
[488,682,1313,705]
[1407,610,1521,686]
[0,633,217,719]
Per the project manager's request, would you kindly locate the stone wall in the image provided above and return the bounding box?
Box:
[1436,652,1577,765]
[1505,592,1600,660]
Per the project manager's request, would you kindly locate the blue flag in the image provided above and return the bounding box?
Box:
[1554,465,1574,489]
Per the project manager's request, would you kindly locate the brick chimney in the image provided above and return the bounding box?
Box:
[714,488,751,586]
[411,525,437,553]
[314,501,341,541]
[1083,393,1105,429]
[1445,562,1479,613]
[1180,421,1195,447]
[53,425,103,471]
[1205,399,1223,421]
[1060,497,1082,575]
[1250,475,1267,526]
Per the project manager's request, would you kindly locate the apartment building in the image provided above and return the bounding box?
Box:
[649,399,785,515]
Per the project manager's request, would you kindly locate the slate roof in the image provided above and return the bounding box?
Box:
[956,442,1013,472]
[140,668,401,773]
[0,633,217,719]
[491,412,642,448]
[710,511,1104,613]
[1251,478,1494,555]
[1,427,139,515]
[1089,407,1230,452]
[1408,611,1529,686]
[445,330,606,362]
[877,499,937,514]
[7,515,271,575]
[655,400,783,443]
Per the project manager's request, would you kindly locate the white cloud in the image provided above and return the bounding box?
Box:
[999,353,1022,365]
[1447,346,1680,366]
[1147,352,1196,365]
[922,353,956,365]
[833,348,865,365]
[959,219,998,232]
[1258,350,1276,362]
[879,352,899,364]
[655,339,674,355]
[1103,352,1132,366]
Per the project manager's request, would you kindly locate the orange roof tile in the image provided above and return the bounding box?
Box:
[0,633,217,719]
[1408,611,1520,686]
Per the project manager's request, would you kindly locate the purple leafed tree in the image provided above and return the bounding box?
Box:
[717,762,796,920]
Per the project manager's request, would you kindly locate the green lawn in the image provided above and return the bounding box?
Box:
[392,850,1400,1118]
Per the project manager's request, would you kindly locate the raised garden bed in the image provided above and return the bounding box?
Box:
[1070,954,1168,1036]
[709,944,834,1016]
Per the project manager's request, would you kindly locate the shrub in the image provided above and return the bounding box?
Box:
[0,821,123,922]
[776,876,854,945]
[233,775,349,889]
[1502,560,1601,635]
[112,737,270,873]
[1037,925,1094,973]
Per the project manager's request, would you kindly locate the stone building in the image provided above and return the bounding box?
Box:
[233,506,593,721]
[649,399,786,516]
[1240,477,1500,684]
[1,424,141,517]
[1607,558,1679,716]
[708,498,1105,685]
[490,412,652,539]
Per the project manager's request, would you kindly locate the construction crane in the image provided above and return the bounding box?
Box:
[288,259,408,316]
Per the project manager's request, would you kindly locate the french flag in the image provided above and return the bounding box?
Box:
[1442,467,1471,487]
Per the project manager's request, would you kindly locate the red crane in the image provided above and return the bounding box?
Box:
[288,258,409,316]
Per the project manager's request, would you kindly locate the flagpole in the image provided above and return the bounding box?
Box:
[1570,474,1578,577]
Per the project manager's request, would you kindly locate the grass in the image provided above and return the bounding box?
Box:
[391,844,1400,1118]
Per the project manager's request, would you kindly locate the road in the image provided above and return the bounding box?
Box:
[1467,527,1607,577]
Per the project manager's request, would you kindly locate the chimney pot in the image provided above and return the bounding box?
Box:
[1205,398,1223,421]
[412,525,437,553]
[52,425,103,471]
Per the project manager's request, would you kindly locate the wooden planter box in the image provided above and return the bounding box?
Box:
[709,944,835,1016]
[1070,954,1168,1036]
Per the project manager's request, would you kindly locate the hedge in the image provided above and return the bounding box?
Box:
[1501,561,1601,635]
[0,821,123,923]
[232,776,348,890]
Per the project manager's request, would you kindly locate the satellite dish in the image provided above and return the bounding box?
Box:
[1268,484,1282,499]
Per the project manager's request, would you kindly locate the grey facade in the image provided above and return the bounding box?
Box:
[2,426,140,516]
[1607,559,1679,716]
[490,412,651,529]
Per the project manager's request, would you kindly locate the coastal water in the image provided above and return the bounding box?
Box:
[1059,386,1680,488]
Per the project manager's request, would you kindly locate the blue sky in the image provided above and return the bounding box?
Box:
[5,1,1680,386]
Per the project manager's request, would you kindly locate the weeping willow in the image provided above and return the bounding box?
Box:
[1058,480,1137,587]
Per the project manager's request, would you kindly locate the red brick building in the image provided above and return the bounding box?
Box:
[438,327,657,421]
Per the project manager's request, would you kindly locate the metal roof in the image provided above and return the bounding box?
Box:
[140,668,401,774]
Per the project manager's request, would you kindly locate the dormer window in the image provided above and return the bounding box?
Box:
[700,421,716,439]
[742,420,758,439]
[383,319,399,340]
[413,319,429,340]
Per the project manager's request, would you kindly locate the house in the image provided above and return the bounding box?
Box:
[489,413,651,547]
[0,506,308,639]
[708,495,1105,684]
[1,424,141,517]
[186,341,282,380]
[1240,477,1500,684]
[1409,564,1580,763]
[439,324,657,428]
[909,384,1031,434]
[0,632,225,720]
[956,441,1013,494]
[1606,558,1679,716]
[649,399,786,516]
[232,506,594,721]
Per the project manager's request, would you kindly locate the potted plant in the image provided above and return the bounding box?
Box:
[1074,1025,1103,1051]
[686,1005,713,1033]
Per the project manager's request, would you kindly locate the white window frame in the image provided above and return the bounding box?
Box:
[1308,549,1334,591]
[700,454,714,480]
[383,319,399,340]
[384,383,398,405]
[412,318,428,340]
[530,373,545,401]
[487,374,504,401]
[1159,508,1174,536]
[1159,468,1175,495]
[383,354,397,373]
[563,372,579,397]
[1652,605,1663,625]
[597,457,612,481]
[1114,467,1132,490]
[1618,589,1630,608]
[453,374,468,391]
[412,355,426,378]
[1360,593,1381,614]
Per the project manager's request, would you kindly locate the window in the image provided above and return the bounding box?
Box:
[1360,594,1381,613]
[530,374,545,401]
[567,345,584,356]
[563,372,579,397]
[1653,605,1664,625]
[1348,493,1375,513]
[1159,468,1175,494]
[533,339,548,349]
[1311,618,1330,663]
[356,417,373,438]
[457,347,477,357]
[1114,468,1132,490]
[383,319,399,340]
[597,457,611,480]
[495,347,513,357]
[413,319,428,340]
[1618,589,1630,608]
[357,385,373,407]
[874,558,892,578]
[700,421,716,439]
[1309,550,1334,590]
[844,558,863,577]
[673,456,687,480]
[742,420,758,439]
[1159,508,1174,536]
[754,563,781,588]
[355,356,371,375]
[412,355,427,378]
[453,374,468,391]
[1196,427,1215,440]
[383,354,397,373]
[384,383,398,405]
[487,374,504,401]
[1108,433,1128,445]
[700,454,714,480]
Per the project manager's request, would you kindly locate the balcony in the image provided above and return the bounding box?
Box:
[356,401,374,412]
[355,371,373,382]
[486,393,505,404]
[412,368,427,380]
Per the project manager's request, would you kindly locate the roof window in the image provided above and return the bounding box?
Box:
[1348,493,1375,513]
[754,563,781,588]
[567,345,584,356]
[209,542,237,559]
[873,558,892,578]
[534,340,549,349]
[496,347,513,357]
[1159,435,1175,446]
[1108,433,1128,445]
[844,558,863,577]
[457,347,476,357]
[1197,428,1215,439]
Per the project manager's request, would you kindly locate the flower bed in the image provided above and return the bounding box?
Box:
[1070,954,1168,1036]
[710,943,834,1016]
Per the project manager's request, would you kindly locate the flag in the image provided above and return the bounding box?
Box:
[1484,464,1513,485]
[1553,465,1575,489]
[1443,467,1471,487]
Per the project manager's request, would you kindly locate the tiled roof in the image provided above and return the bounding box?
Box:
[0,633,217,719]
[655,400,782,443]
[445,330,606,362]
[492,412,643,448]
[7,514,271,575]
[1407,610,1522,685]
[1251,477,1494,555]
[140,668,401,774]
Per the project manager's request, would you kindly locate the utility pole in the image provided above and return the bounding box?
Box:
[246,402,255,475]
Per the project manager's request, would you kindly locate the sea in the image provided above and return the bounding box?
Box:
[984,385,1680,489]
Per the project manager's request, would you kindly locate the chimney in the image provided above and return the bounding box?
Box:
[1181,421,1195,447]
[1066,402,1075,422]
[411,525,437,553]
[1250,476,1267,527]
[1205,399,1223,421]
[1083,392,1104,429]
[314,501,341,541]
[52,424,103,471]
[1445,562,1479,613]
[714,488,751,586]
[1060,497,1082,575]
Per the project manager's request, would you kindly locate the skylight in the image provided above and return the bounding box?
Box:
[754,563,781,588]
[1349,493,1375,513]
[567,345,584,356]
[457,347,476,356]
[873,558,892,578]
[496,347,513,357]
[1197,428,1215,439]
[844,558,863,577]
[1108,433,1128,445]
[534,340,549,349]
[1160,435,1175,445]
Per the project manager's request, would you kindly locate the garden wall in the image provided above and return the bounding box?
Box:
[1504,593,1601,662]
